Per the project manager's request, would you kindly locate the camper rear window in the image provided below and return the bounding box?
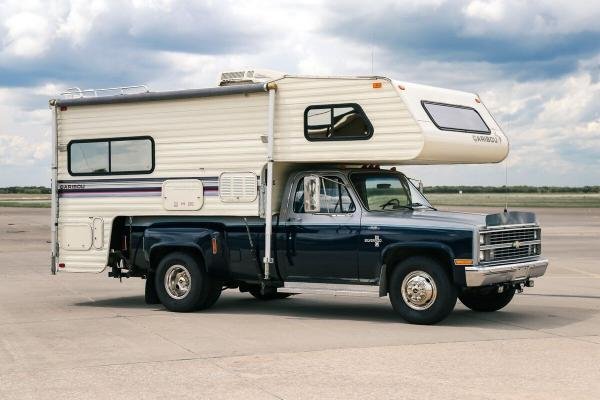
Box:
[68,137,154,175]
[304,103,373,141]
[422,101,490,134]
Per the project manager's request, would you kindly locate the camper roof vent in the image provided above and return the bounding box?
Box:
[218,69,284,86]
[219,172,258,203]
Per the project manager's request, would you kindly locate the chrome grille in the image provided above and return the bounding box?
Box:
[489,229,536,245]
[480,226,541,264]
[492,247,532,260]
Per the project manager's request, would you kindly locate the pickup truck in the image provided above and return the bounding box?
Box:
[119,167,548,324]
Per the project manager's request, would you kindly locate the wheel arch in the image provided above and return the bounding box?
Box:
[148,244,206,273]
[379,242,455,295]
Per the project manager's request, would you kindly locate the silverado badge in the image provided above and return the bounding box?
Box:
[365,235,383,248]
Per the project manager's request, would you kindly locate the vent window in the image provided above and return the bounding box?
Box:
[304,103,373,141]
[68,136,154,176]
[422,101,490,134]
[219,172,258,203]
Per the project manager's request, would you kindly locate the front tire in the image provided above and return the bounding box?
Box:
[459,287,515,312]
[155,252,220,312]
[389,256,457,325]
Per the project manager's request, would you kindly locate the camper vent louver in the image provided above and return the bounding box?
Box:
[218,69,284,86]
[219,173,258,203]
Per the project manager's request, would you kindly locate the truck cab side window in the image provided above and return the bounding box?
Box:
[293,176,355,213]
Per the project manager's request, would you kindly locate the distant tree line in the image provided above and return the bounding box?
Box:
[423,186,600,194]
[1,185,598,195]
[0,186,51,194]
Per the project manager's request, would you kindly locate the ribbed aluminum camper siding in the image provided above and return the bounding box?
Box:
[273,77,424,163]
[53,76,507,273]
[56,86,269,272]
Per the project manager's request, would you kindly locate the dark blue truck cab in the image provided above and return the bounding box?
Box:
[119,167,548,325]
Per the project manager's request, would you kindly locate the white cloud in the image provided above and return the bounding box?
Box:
[2,12,51,57]
[0,134,49,165]
[464,0,505,23]
[0,0,599,186]
[56,0,109,46]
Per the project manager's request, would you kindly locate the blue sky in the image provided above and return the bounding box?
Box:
[0,0,599,187]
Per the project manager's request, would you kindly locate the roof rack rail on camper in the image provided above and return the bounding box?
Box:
[60,85,150,99]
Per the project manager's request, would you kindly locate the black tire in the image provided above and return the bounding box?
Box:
[154,251,220,312]
[249,288,293,301]
[389,256,457,325]
[144,273,161,305]
[459,287,516,312]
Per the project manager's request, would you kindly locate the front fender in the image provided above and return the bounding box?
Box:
[378,241,461,293]
[380,241,456,266]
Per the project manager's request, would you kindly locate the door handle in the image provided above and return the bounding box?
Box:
[289,217,302,223]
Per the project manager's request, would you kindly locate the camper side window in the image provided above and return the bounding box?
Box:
[68,136,154,175]
[421,101,490,134]
[304,103,373,141]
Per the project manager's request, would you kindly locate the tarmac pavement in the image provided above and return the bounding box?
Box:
[0,206,599,399]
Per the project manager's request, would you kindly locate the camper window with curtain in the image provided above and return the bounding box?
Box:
[304,103,373,141]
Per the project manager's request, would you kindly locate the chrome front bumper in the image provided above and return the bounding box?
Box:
[465,259,549,287]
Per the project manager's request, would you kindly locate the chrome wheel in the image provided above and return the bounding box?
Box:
[401,270,437,310]
[164,264,192,300]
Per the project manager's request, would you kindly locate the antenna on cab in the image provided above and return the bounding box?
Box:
[504,121,510,213]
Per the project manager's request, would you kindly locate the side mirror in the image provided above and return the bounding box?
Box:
[303,175,321,213]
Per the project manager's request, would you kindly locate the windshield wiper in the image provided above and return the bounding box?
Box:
[409,202,437,211]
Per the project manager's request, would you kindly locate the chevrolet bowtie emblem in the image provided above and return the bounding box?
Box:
[365,235,383,248]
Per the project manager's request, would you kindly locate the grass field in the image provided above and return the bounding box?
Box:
[0,194,51,208]
[1,193,599,208]
[426,193,600,208]
[0,201,51,208]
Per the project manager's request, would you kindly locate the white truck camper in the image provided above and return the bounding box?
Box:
[49,70,546,325]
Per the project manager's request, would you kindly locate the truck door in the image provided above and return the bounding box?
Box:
[279,175,360,282]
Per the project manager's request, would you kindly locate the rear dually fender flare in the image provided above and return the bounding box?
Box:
[142,225,228,279]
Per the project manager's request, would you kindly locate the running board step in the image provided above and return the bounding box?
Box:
[278,282,381,297]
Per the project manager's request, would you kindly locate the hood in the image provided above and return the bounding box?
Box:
[363,209,487,230]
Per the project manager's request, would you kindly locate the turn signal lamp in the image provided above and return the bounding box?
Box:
[454,259,473,266]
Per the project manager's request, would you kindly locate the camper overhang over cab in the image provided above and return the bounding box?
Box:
[48,70,545,325]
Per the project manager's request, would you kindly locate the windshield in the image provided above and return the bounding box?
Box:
[349,171,434,211]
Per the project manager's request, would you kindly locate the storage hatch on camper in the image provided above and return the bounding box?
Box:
[162,179,204,211]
